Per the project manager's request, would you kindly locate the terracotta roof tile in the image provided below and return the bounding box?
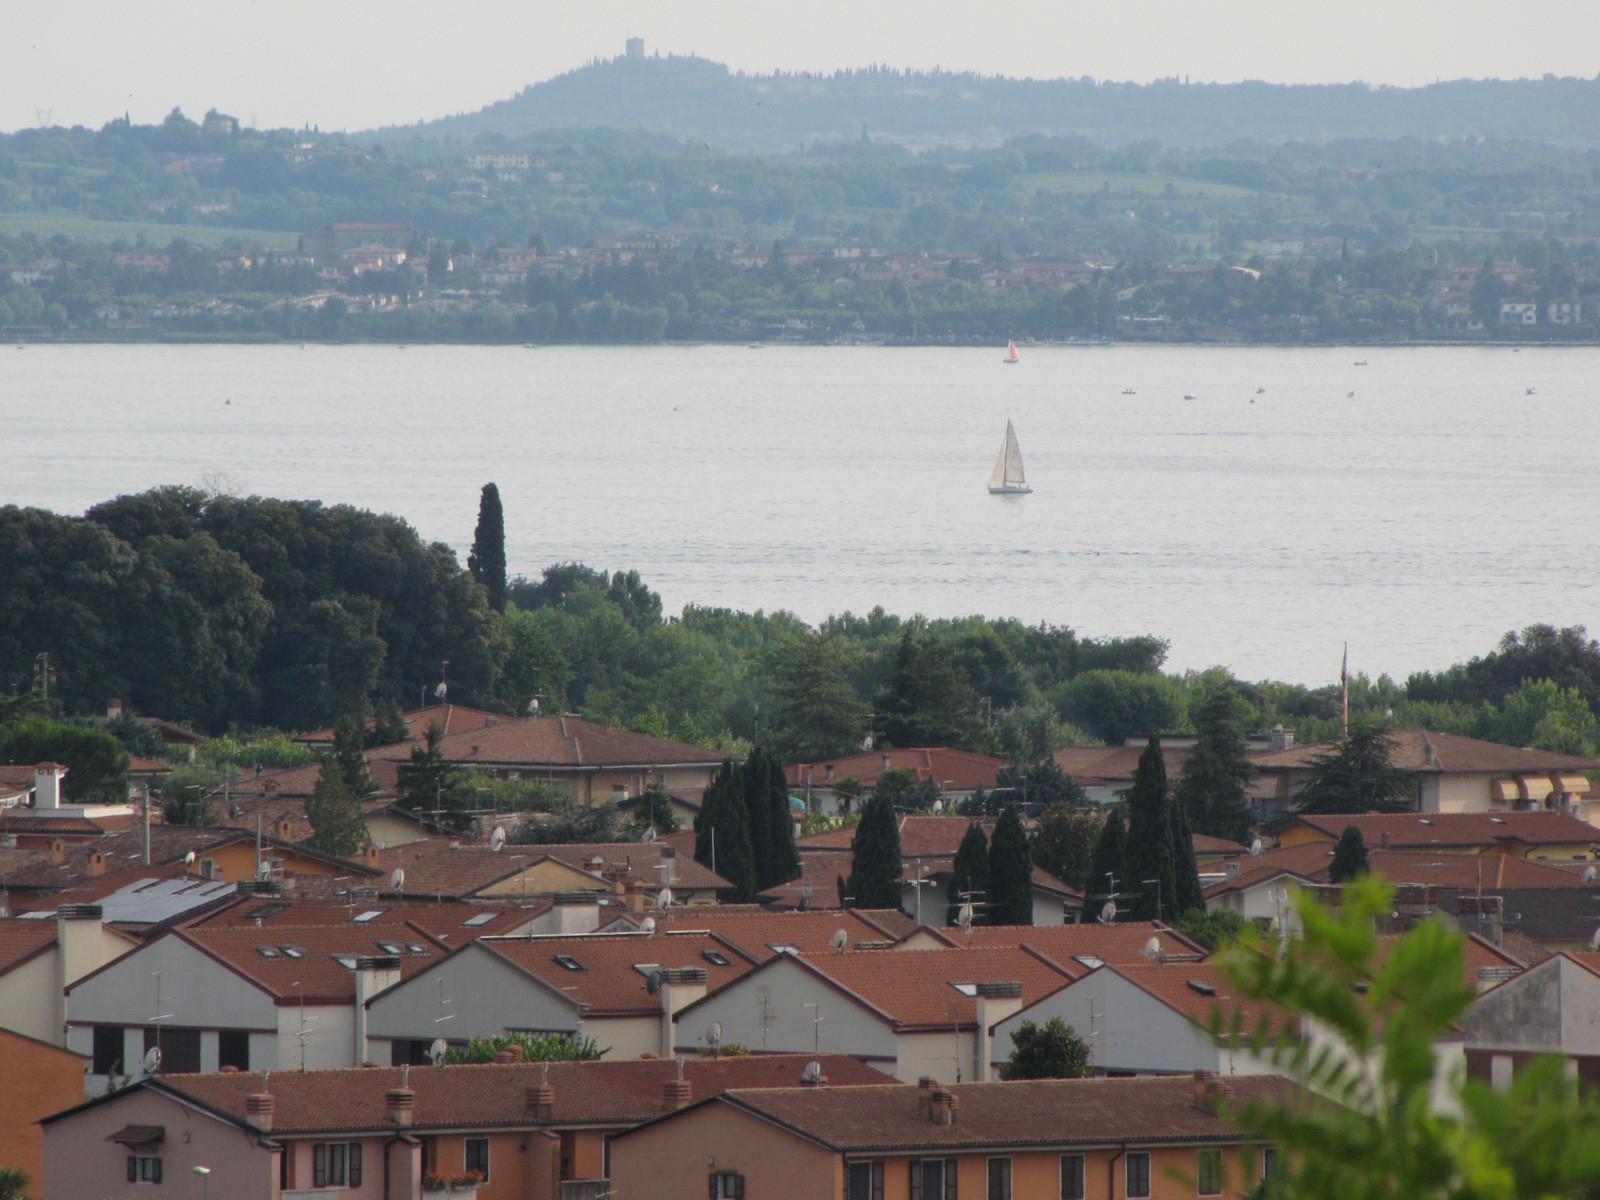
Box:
[1253,730,1600,775]
[296,704,505,747]
[369,714,723,770]
[364,838,728,899]
[1206,842,1599,895]
[128,1054,888,1134]
[1054,745,1192,786]
[798,816,993,857]
[786,749,1005,792]
[688,1075,1305,1151]
[185,898,539,941]
[931,920,1206,963]
[650,909,915,960]
[0,918,59,976]
[1097,962,1298,1037]
[1289,811,1600,849]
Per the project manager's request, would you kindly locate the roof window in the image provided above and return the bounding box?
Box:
[463,912,499,927]
[702,950,731,967]
[377,941,405,956]
[1074,956,1105,969]
[407,943,429,955]
[248,903,289,920]
[554,954,584,971]
[280,945,305,959]
[256,946,281,958]
[1186,980,1217,996]
[332,955,359,969]
[352,910,386,923]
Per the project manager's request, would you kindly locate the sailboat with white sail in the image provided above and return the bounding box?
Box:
[1003,340,1020,364]
[987,420,1032,494]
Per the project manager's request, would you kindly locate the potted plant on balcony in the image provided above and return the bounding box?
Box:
[450,1171,484,1194]
[421,1171,449,1193]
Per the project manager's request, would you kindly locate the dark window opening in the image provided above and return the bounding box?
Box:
[1060,1155,1085,1200]
[92,1025,124,1076]
[465,1137,490,1183]
[219,1029,250,1072]
[144,1026,201,1075]
[1127,1152,1151,1199]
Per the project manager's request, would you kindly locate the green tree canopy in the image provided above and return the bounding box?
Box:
[305,758,369,857]
[1053,669,1187,745]
[1032,802,1099,891]
[997,1017,1091,1081]
[1081,806,1127,921]
[1295,718,1416,814]
[1175,686,1256,844]
[694,759,756,902]
[332,715,377,799]
[876,623,991,752]
[744,746,800,892]
[765,630,870,761]
[395,723,471,829]
[947,820,990,925]
[1123,736,1177,921]
[467,482,507,613]
[1329,823,1370,883]
[0,717,128,803]
[986,802,1034,926]
[844,792,903,910]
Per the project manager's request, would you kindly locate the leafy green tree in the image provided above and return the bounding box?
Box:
[1295,718,1416,814]
[1329,824,1370,883]
[994,759,1086,812]
[994,703,1063,766]
[159,763,223,826]
[1054,669,1187,745]
[986,802,1034,925]
[101,709,164,759]
[514,800,620,844]
[765,630,870,761]
[1123,737,1177,921]
[844,792,903,910]
[1168,907,1246,951]
[444,1032,604,1064]
[305,759,369,856]
[694,759,756,902]
[0,718,129,803]
[947,820,990,925]
[498,606,573,716]
[1081,807,1127,920]
[1484,677,1599,757]
[875,624,990,751]
[1032,802,1099,891]
[998,1017,1091,1080]
[0,1166,35,1200]
[1220,875,1600,1200]
[1175,687,1256,844]
[630,782,679,836]
[467,483,507,612]
[395,724,471,828]
[332,715,377,799]
[366,699,410,747]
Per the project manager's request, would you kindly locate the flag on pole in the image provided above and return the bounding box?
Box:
[1341,643,1349,738]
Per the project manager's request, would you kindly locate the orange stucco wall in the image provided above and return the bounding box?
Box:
[183,842,358,882]
[0,1030,85,1192]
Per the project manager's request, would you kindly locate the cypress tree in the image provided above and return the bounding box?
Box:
[757,747,801,889]
[468,482,507,612]
[845,793,903,910]
[333,714,376,799]
[742,748,772,886]
[987,802,1035,926]
[694,759,756,902]
[1082,808,1128,921]
[947,821,991,925]
[1168,790,1207,917]
[1175,687,1256,844]
[1329,825,1370,883]
[305,758,369,856]
[1123,736,1176,922]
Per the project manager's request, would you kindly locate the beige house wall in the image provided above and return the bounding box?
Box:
[0,952,61,1045]
[609,1100,839,1200]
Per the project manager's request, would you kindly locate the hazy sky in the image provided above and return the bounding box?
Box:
[7,0,1599,135]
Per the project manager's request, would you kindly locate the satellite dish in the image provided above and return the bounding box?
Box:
[655,887,673,909]
[1142,936,1161,961]
[390,868,405,892]
[1585,865,1596,885]
[956,903,973,930]
[831,928,848,953]
[434,682,448,700]
[860,734,873,751]
[256,860,272,880]
[706,1021,722,1046]
[1590,926,1600,951]
[142,1046,162,1074]
[184,851,196,866]
[1099,900,1117,924]
[802,1061,822,1084]
[526,697,540,714]
[640,916,657,934]
[1250,839,1263,858]
[489,826,506,852]
[428,1037,449,1066]
[1268,915,1282,932]
[931,799,943,814]
[645,969,663,995]
[641,826,658,844]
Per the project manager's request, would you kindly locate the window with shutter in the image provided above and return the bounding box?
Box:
[1060,1155,1085,1200]
[944,1159,957,1200]
[127,1157,136,1184]
[465,1137,490,1182]
[348,1143,363,1187]
[1126,1153,1151,1200]
[1196,1149,1222,1196]
[874,1161,885,1200]
[314,1144,328,1188]
[987,1157,1011,1200]
[910,1160,922,1200]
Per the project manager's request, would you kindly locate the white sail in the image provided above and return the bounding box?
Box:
[988,421,1031,493]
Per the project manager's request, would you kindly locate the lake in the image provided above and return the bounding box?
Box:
[3,342,1595,687]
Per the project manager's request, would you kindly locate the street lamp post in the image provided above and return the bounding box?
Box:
[193,1165,211,1200]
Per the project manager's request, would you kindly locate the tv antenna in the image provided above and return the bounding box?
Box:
[802,1060,822,1084]
[141,1047,162,1074]
[1250,838,1263,858]
[640,916,657,934]
[428,1038,449,1067]
[802,1002,824,1054]
[641,825,658,844]
[34,109,52,128]
[644,969,663,995]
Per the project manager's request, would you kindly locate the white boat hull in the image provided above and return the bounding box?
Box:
[987,484,1032,495]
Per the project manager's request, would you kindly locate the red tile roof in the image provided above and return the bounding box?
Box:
[106,1054,888,1135]
[650,908,915,959]
[369,714,723,770]
[1253,730,1600,775]
[0,918,60,977]
[664,1074,1305,1152]
[1193,834,1250,857]
[185,898,538,941]
[1054,744,1192,787]
[922,920,1206,962]
[1206,842,1600,895]
[1288,812,1600,850]
[363,838,728,899]
[474,931,760,1016]
[786,748,1006,792]
[796,815,990,856]
[295,704,505,747]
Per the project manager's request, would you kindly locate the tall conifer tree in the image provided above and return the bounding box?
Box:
[1081,807,1128,921]
[305,758,369,856]
[1329,825,1370,883]
[333,714,376,799]
[1175,687,1256,844]
[1123,736,1177,922]
[987,802,1035,925]
[845,793,903,910]
[468,482,507,612]
[1168,791,1207,917]
[947,821,990,925]
[694,759,756,902]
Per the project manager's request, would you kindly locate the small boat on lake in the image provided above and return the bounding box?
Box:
[1003,340,1020,364]
[1122,388,1136,395]
[987,421,1032,495]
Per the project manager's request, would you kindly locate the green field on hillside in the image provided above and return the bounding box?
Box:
[0,212,299,249]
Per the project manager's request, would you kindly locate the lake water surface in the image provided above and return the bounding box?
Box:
[3,342,1596,686]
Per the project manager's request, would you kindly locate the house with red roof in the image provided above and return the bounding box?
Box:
[0,907,135,1047]
[1279,811,1600,861]
[610,1074,1300,1200]
[786,748,1007,814]
[1461,951,1600,1090]
[41,1054,887,1200]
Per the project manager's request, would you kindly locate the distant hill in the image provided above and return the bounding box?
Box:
[371,55,1600,154]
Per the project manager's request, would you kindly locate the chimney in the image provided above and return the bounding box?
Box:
[552,893,602,934]
[107,699,124,719]
[659,967,709,1057]
[1224,861,1239,879]
[246,1093,275,1132]
[275,818,294,840]
[624,878,646,915]
[1192,1069,1217,1110]
[881,754,891,771]
[493,1045,525,1064]
[973,981,1024,1082]
[659,845,676,886]
[663,1078,693,1111]
[1381,831,1391,849]
[485,715,497,726]
[363,844,383,865]
[1268,724,1291,752]
[917,1077,937,1120]
[353,956,402,1063]
[57,905,105,1038]
[386,1087,416,1127]
[1199,1074,1233,1115]
[928,1089,959,1126]
[85,850,107,878]
[49,839,66,865]
[34,763,65,810]
[526,1082,554,1121]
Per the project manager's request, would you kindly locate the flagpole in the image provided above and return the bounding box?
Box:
[1341,643,1349,738]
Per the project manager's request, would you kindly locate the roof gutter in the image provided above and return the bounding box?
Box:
[1109,1142,1126,1200]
